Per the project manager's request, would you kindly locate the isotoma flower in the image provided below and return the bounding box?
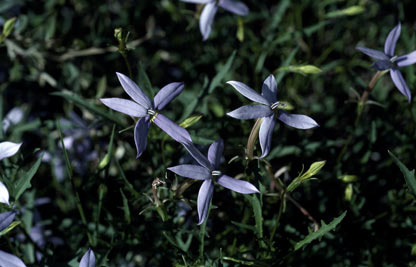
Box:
[181,0,249,41]
[168,138,259,224]
[227,74,319,158]
[356,22,416,102]
[100,72,192,158]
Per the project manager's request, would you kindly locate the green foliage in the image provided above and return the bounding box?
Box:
[388,151,416,196]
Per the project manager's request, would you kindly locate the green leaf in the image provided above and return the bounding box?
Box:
[325,6,365,18]
[0,17,17,43]
[180,115,202,128]
[277,65,322,75]
[294,211,347,251]
[287,161,326,192]
[0,221,20,236]
[98,124,116,169]
[388,151,416,196]
[208,50,236,94]
[51,90,124,126]
[246,194,263,239]
[236,18,244,42]
[14,155,43,202]
[120,189,131,224]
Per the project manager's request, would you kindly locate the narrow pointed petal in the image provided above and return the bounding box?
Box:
[200,3,218,41]
[154,82,184,110]
[259,115,276,158]
[0,211,16,232]
[0,142,22,161]
[0,250,26,267]
[80,248,96,267]
[278,111,319,129]
[217,175,259,194]
[134,118,150,158]
[182,142,213,170]
[100,98,147,117]
[218,0,249,16]
[197,179,214,225]
[0,182,9,205]
[356,47,389,61]
[181,0,212,3]
[168,165,211,180]
[227,105,272,120]
[384,22,401,57]
[390,69,412,103]
[208,139,224,169]
[116,72,152,109]
[396,51,416,67]
[226,81,270,105]
[153,114,192,143]
[261,74,278,103]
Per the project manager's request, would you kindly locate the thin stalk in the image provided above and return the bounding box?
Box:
[270,191,285,243]
[56,120,94,246]
[337,70,385,164]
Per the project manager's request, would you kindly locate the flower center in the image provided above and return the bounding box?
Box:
[270,101,286,110]
[390,55,398,63]
[147,109,159,122]
[211,170,222,183]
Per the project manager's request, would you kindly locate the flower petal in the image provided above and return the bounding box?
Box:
[168,165,211,180]
[0,142,22,161]
[259,115,276,158]
[0,182,9,205]
[134,118,150,158]
[278,111,319,129]
[217,174,259,194]
[182,142,213,170]
[80,248,96,267]
[0,250,26,267]
[390,69,412,103]
[197,179,214,225]
[261,74,278,103]
[154,82,184,110]
[100,98,147,117]
[208,138,224,169]
[153,114,192,143]
[355,47,389,61]
[226,81,270,105]
[0,211,16,232]
[227,105,272,120]
[200,3,218,41]
[218,0,249,16]
[116,72,152,109]
[384,22,401,57]
[396,51,416,67]
[181,0,213,3]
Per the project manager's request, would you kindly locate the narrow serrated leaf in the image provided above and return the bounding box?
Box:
[325,6,365,18]
[294,211,347,251]
[14,155,43,201]
[208,50,236,94]
[388,151,416,196]
[180,115,202,128]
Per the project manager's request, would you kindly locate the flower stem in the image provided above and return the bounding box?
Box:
[246,118,263,160]
[337,70,385,164]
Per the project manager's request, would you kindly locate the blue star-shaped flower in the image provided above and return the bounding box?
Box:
[100,72,192,158]
[227,74,319,158]
[181,0,249,41]
[168,138,259,224]
[356,22,416,102]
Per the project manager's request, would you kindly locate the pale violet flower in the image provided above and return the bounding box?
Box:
[0,211,15,232]
[356,22,416,102]
[2,107,24,133]
[80,248,95,267]
[0,141,22,161]
[168,138,259,224]
[181,0,249,40]
[100,72,192,158]
[0,250,26,267]
[227,74,319,158]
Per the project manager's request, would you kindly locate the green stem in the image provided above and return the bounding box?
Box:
[56,120,94,246]
[270,191,285,243]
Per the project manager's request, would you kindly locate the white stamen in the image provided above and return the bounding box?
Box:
[211,170,222,176]
[147,109,156,116]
